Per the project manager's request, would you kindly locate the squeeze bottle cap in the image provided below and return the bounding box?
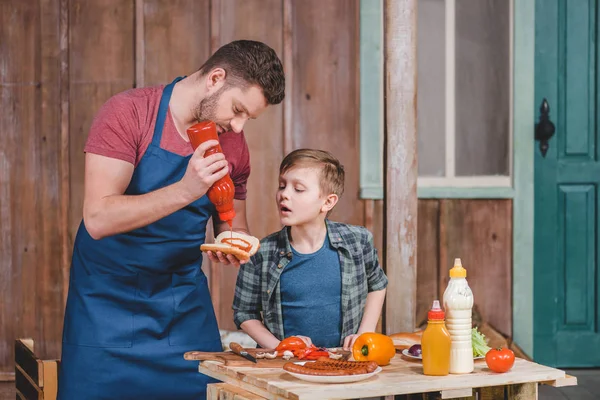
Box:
[427,300,445,320]
[449,257,467,278]
[218,210,236,225]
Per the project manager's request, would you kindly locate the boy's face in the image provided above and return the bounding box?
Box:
[276,166,337,226]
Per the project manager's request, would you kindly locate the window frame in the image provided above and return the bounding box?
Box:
[360,0,516,200]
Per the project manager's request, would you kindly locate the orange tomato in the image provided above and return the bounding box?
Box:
[485,347,515,373]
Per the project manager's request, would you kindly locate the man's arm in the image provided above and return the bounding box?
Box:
[83,140,229,239]
[213,199,250,235]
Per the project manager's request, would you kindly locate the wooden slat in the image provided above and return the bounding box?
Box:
[0,372,14,382]
[135,0,145,88]
[59,0,70,308]
[15,365,42,400]
[68,0,135,242]
[282,0,293,156]
[505,383,537,400]
[384,0,418,334]
[142,0,210,86]
[41,360,58,400]
[440,388,473,399]
[476,385,505,400]
[208,0,284,331]
[0,0,37,375]
[39,0,65,362]
[438,200,512,336]
[287,0,362,226]
[14,340,40,386]
[365,199,385,333]
[416,200,440,328]
[207,383,267,400]
[542,374,578,388]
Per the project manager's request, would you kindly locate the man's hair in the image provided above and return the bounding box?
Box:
[198,40,285,105]
[279,149,345,198]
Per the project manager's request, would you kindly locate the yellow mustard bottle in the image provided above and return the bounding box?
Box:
[421,300,451,376]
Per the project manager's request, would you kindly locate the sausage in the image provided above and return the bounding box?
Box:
[283,362,363,376]
[283,358,379,376]
[314,357,379,373]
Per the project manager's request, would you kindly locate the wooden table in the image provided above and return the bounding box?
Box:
[197,355,577,400]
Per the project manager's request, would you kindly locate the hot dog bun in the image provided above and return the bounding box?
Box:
[200,231,260,261]
[388,332,422,350]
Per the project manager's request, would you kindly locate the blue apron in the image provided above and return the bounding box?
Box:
[58,77,222,400]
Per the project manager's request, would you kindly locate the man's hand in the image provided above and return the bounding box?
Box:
[206,250,247,267]
[208,200,251,267]
[179,139,230,200]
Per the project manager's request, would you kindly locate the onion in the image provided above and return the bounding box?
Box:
[408,344,422,357]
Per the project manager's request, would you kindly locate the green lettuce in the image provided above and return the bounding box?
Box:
[472,327,491,357]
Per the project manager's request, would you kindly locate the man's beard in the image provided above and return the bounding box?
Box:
[193,86,225,123]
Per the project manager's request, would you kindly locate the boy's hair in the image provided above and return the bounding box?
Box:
[279,149,345,197]
[198,40,285,105]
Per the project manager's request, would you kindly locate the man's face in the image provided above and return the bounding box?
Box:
[276,166,329,227]
[194,84,268,134]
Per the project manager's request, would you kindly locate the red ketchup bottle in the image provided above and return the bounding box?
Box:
[187,121,236,227]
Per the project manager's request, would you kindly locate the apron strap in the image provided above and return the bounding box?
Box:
[151,76,186,147]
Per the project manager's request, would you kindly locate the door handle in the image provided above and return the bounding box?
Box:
[535,98,556,157]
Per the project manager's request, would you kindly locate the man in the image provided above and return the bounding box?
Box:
[58,40,285,400]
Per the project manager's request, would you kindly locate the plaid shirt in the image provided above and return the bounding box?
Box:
[233,220,388,345]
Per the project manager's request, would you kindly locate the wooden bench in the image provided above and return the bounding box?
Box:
[14,339,59,400]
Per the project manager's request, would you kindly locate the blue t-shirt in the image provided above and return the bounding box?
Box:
[280,234,342,348]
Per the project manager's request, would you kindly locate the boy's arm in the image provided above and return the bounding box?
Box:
[356,288,387,333]
[232,251,277,346]
[240,320,281,349]
[342,289,386,350]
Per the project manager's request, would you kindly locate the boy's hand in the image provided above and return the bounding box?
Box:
[342,334,360,351]
[295,335,313,348]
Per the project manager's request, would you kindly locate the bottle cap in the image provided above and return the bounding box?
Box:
[218,210,236,224]
[449,257,467,278]
[427,300,445,320]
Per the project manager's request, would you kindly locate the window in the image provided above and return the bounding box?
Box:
[417,0,512,188]
[359,0,513,198]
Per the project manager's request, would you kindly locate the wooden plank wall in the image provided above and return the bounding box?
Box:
[0,0,65,380]
[0,0,512,375]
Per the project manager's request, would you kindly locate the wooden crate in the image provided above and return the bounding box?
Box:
[14,339,59,400]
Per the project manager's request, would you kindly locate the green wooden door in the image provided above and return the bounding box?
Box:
[534,0,600,367]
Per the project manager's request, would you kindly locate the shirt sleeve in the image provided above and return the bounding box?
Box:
[84,93,140,165]
[220,131,251,201]
[232,250,264,329]
[363,229,388,292]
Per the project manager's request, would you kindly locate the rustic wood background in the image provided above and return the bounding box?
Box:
[0,0,512,377]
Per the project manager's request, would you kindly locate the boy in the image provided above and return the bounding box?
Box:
[232,149,388,351]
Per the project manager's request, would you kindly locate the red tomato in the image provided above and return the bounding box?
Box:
[485,347,515,373]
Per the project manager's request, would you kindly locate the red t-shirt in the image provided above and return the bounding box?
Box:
[84,85,251,200]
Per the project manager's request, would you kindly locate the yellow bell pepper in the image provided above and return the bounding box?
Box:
[352,332,396,366]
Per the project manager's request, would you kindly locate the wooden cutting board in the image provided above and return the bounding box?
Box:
[184,348,350,368]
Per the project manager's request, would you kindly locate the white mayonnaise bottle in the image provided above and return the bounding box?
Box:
[442,258,474,374]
